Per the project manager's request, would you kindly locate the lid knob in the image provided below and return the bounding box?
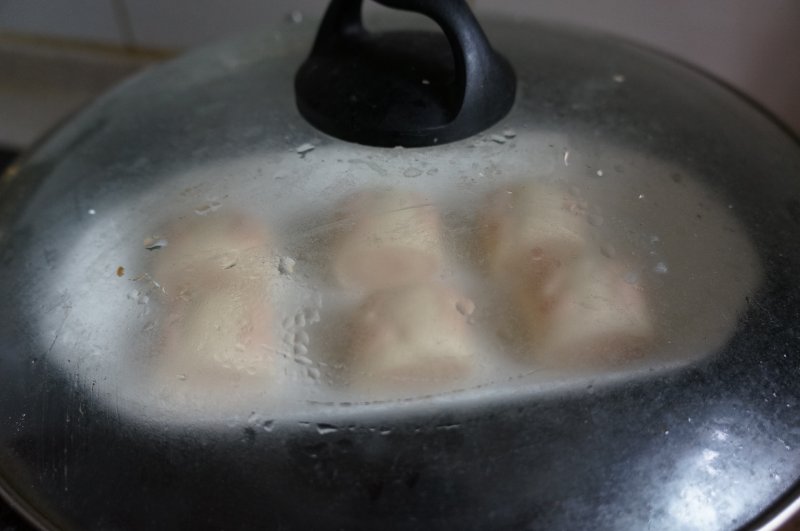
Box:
[294,0,517,147]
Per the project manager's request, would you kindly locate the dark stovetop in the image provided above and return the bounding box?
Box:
[0,146,34,531]
[0,148,16,173]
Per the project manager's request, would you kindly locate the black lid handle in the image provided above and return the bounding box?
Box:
[295,0,516,147]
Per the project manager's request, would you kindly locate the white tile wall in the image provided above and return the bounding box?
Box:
[0,0,798,141]
[0,39,161,147]
[478,0,800,134]
[122,0,319,49]
[0,0,126,45]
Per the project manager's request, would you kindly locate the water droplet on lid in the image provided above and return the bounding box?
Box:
[87,209,96,215]
[219,255,237,270]
[654,262,668,274]
[294,355,313,366]
[304,308,321,325]
[278,256,296,275]
[490,134,506,144]
[638,194,645,200]
[143,237,168,250]
[380,427,392,435]
[421,78,430,85]
[623,271,639,285]
[295,312,306,328]
[601,243,616,258]
[587,213,604,227]
[456,299,475,316]
[612,74,625,83]
[530,247,545,261]
[295,330,309,346]
[296,143,315,155]
[503,129,517,139]
[316,423,338,435]
[294,343,308,356]
[307,367,321,380]
[288,10,303,23]
[177,374,186,381]
[127,290,149,305]
[403,167,422,178]
[563,150,570,166]
[194,201,222,216]
[702,449,719,462]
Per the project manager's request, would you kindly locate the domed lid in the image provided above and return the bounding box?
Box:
[1,1,799,529]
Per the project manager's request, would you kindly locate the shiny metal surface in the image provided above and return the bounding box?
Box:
[0,14,799,531]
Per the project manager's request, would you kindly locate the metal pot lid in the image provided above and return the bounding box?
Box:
[1,1,799,529]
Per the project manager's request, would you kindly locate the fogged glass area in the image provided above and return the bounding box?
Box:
[38,130,760,423]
